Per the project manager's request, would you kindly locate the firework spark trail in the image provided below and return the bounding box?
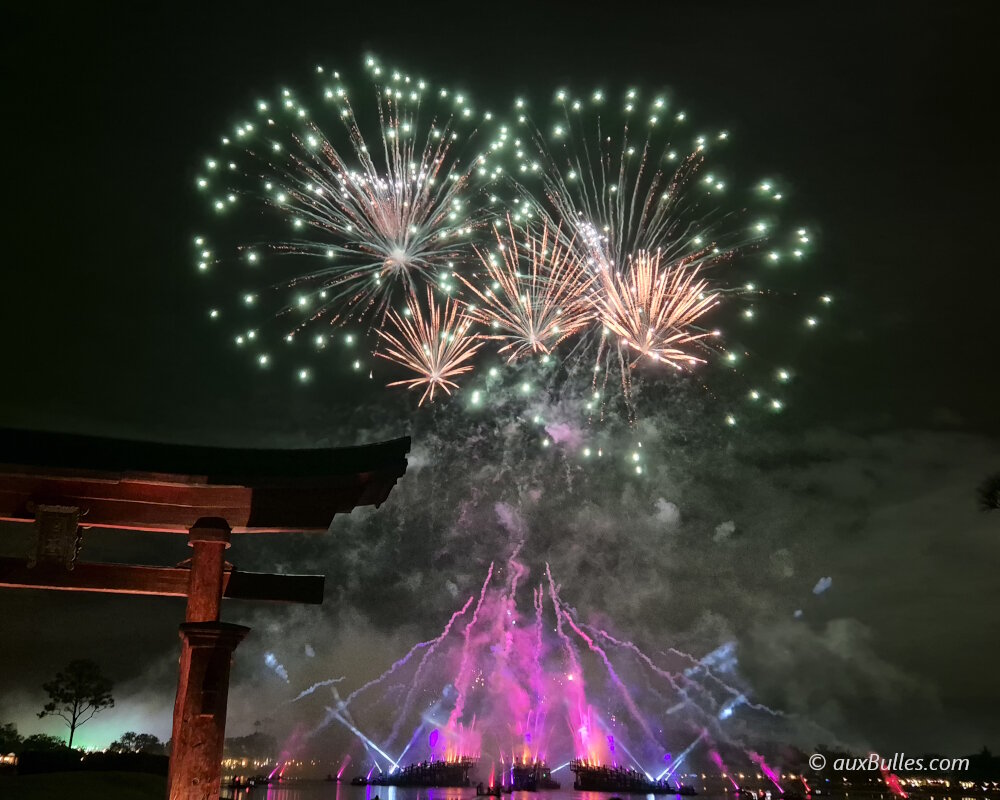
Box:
[648,642,788,719]
[666,645,748,710]
[376,287,484,404]
[750,751,785,794]
[544,565,584,678]
[680,698,777,772]
[495,503,528,664]
[529,586,548,752]
[336,754,352,780]
[677,672,729,716]
[445,562,496,736]
[532,586,545,675]
[499,563,524,664]
[584,623,784,723]
[710,749,740,789]
[544,564,589,747]
[333,622,456,712]
[555,600,661,747]
[307,683,367,742]
[269,725,309,781]
[460,218,596,362]
[583,624,702,704]
[289,675,346,704]
[330,685,359,727]
[665,646,710,667]
[385,594,476,747]
[882,766,909,798]
[630,652,701,720]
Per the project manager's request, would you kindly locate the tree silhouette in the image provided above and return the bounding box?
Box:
[109,731,164,754]
[978,473,1000,512]
[21,733,67,752]
[0,722,22,754]
[38,659,114,748]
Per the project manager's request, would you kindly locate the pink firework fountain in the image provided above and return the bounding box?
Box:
[289,557,794,785]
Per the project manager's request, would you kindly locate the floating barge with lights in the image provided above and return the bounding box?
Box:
[363,757,476,788]
[501,759,561,791]
[570,760,692,794]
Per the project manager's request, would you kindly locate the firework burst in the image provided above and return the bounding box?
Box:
[478,86,832,417]
[592,250,719,368]
[459,217,596,363]
[197,65,830,417]
[376,287,483,405]
[196,57,501,353]
[260,100,478,323]
[507,87,767,274]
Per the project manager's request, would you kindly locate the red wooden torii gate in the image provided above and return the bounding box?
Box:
[0,427,410,800]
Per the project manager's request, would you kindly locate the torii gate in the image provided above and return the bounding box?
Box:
[0,427,410,800]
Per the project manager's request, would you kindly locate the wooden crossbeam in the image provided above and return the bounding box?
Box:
[0,557,324,604]
[0,473,387,533]
[0,427,411,532]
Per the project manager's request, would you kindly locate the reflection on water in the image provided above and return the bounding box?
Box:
[223,787,997,800]
[224,787,715,800]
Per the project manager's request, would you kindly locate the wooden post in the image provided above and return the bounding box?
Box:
[167,517,245,800]
[184,517,231,623]
[166,622,248,800]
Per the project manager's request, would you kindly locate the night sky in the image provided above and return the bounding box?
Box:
[1,0,997,762]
